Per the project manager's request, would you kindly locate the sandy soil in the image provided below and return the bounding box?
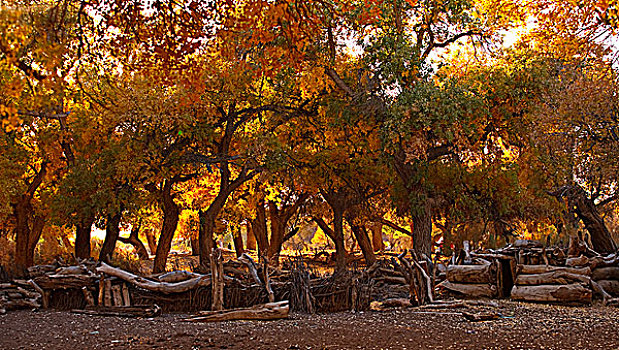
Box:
[1,301,618,349]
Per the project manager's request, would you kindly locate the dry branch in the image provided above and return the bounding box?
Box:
[183,301,289,322]
[97,262,211,294]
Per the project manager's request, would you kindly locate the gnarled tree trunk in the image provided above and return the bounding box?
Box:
[153,180,180,273]
[551,184,616,254]
[12,162,47,273]
[118,221,149,260]
[349,224,376,266]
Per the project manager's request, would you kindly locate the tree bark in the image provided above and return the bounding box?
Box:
[153,180,180,273]
[100,212,122,262]
[75,214,95,259]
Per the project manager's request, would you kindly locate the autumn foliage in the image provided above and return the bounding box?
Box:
[1,0,618,274]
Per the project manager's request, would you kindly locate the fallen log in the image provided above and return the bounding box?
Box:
[461,311,501,321]
[97,262,211,294]
[515,271,591,285]
[373,276,407,285]
[71,305,161,318]
[438,281,497,298]
[590,254,619,269]
[183,301,289,322]
[32,274,98,290]
[566,256,589,267]
[511,284,592,304]
[157,271,200,283]
[446,264,492,284]
[592,267,619,281]
[380,298,412,308]
[597,280,619,296]
[55,266,89,276]
[517,265,591,276]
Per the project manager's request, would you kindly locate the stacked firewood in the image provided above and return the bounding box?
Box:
[0,281,42,314]
[510,264,593,304]
[438,263,499,298]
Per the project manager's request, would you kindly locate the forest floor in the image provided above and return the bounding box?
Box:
[1,300,618,349]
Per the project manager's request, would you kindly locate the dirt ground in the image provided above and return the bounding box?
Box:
[1,301,618,349]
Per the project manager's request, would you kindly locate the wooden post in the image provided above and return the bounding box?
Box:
[104,279,113,307]
[82,286,95,307]
[98,278,105,306]
[210,248,224,311]
[111,284,123,306]
[121,283,131,306]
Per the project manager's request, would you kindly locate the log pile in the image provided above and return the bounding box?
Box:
[511,265,593,304]
[438,263,499,298]
[0,281,42,314]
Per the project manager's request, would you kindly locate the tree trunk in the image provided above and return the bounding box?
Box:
[198,206,220,268]
[145,229,157,255]
[118,222,149,260]
[412,200,432,257]
[75,215,95,259]
[28,215,45,263]
[553,184,617,254]
[153,181,180,273]
[266,193,308,264]
[100,212,122,262]
[332,209,347,271]
[371,223,384,252]
[12,162,47,273]
[267,202,286,263]
[245,223,257,251]
[350,224,376,266]
[231,225,244,258]
[250,198,269,258]
[190,235,200,256]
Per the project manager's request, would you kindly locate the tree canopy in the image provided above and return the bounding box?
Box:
[1,0,618,273]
